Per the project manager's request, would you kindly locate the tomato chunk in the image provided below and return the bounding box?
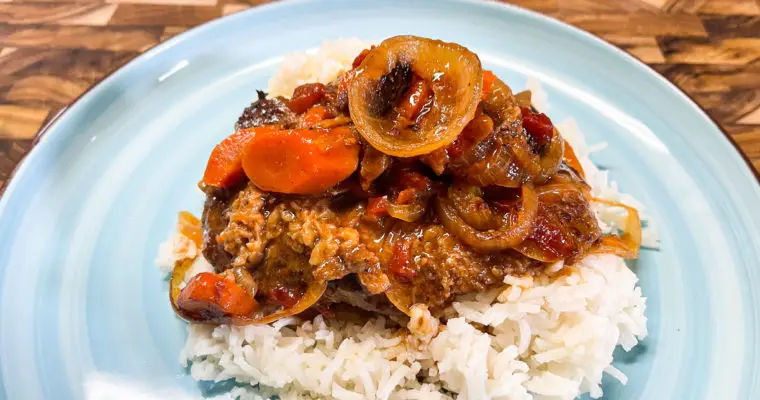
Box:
[397,75,432,120]
[289,83,326,113]
[390,240,415,282]
[521,107,554,147]
[367,196,389,217]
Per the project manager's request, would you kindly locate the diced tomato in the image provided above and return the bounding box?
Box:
[396,169,431,191]
[390,240,415,282]
[367,196,389,217]
[521,107,554,147]
[397,75,432,120]
[268,284,302,308]
[289,83,326,113]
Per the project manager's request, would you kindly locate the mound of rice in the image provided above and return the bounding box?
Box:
[156,39,655,400]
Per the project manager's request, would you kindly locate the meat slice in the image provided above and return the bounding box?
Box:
[320,277,408,325]
[200,185,236,272]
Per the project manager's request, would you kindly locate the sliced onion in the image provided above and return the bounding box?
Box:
[349,35,483,157]
[234,280,328,325]
[169,258,194,305]
[447,184,499,230]
[590,198,642,259]
[385,285,414,316]
[514,90,532,108]
[386,201,427,222]
[481,76,521,128]
[436,184,538,252]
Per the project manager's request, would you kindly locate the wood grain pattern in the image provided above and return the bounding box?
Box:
[0,0,758,189]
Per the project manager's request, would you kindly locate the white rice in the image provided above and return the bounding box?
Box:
[160,39,652,400]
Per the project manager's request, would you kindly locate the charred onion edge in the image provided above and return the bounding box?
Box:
[436,184,539,252]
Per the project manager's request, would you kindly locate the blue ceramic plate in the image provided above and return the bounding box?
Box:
[1,0,759,398]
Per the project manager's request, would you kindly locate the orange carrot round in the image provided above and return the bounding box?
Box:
[177,272,257,318]
[242,127,360,194]
[202,125,278,187]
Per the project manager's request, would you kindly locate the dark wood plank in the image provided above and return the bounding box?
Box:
[0,48,139,81]
[700,15,760,39]
[653,63,760,93]
[0,3,116,25]
[108,4,221,27]
[0,104,50,139]
[0,139,33,189]
[657,36,760,65]
[0,24,162,52]
[557,12,708,37]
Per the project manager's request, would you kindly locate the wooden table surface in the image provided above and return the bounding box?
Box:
[1,0,759,189]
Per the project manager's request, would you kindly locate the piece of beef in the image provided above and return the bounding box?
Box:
[320,277,408,325]
[200,185,237,272]
[235,90,295,131]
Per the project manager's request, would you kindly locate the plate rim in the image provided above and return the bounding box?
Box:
[0,0,758,397]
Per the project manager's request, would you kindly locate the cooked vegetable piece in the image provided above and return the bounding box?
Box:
[563,141,585,178]
[289,83,326,113]
[241,127,360,194]
[397,74,432,121]
[176,272,257,320]
[514,173,602,263]
[437,184,538,252]
[302,105,329,127]
[482,70,496,97]
[202,126,278,188]
[590,198,641,259]
[178,211,202,247]
[349,35,483,157]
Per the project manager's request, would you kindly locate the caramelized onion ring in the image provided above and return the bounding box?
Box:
[349,35,483,157]
[386,201,427,222]
[436,184,538,252]
[448,184,499,231]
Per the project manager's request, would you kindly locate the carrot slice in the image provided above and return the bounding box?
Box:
[202,125,278,187]
[177,272,257,318]
[242,127,360,194]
